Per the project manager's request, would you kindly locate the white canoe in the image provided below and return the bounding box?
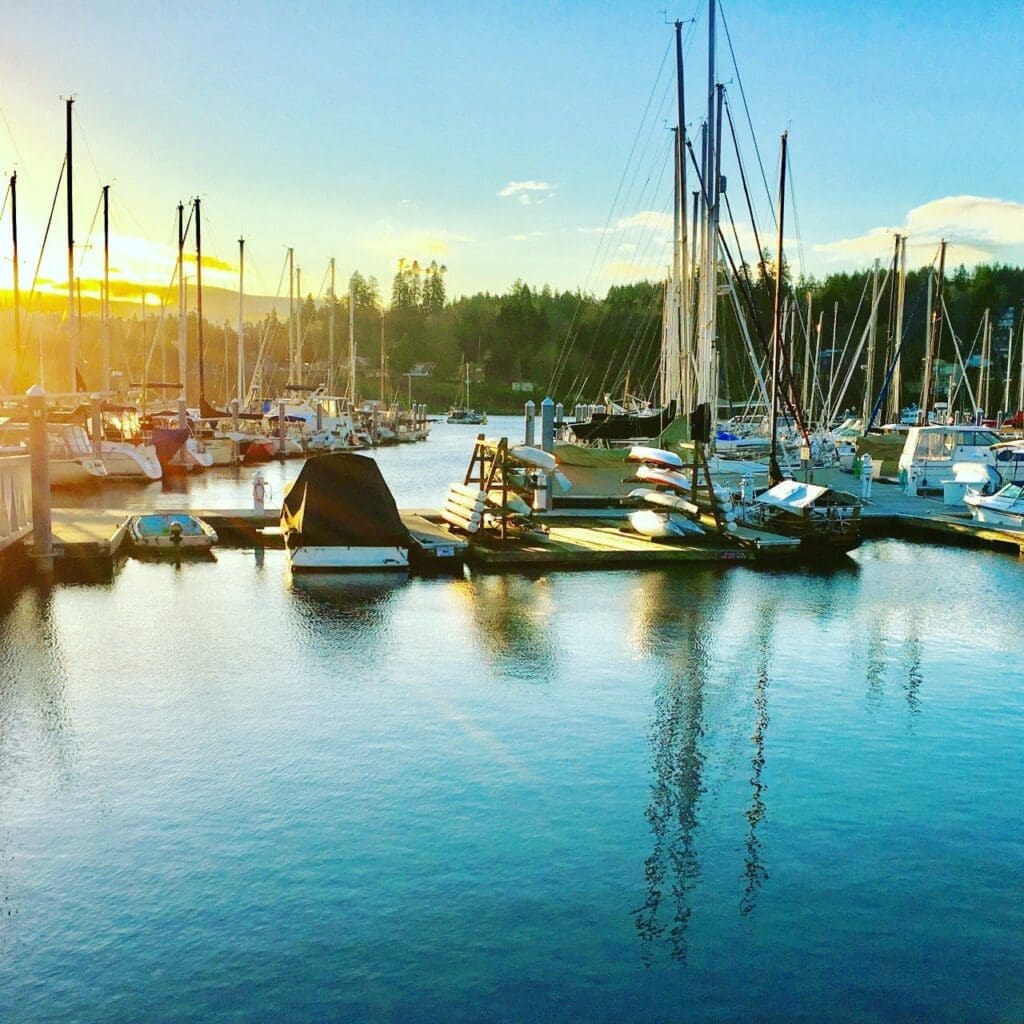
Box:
[626,445,683,469]
[628,509,705,539]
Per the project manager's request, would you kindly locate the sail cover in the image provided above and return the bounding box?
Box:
[281,452,410,548]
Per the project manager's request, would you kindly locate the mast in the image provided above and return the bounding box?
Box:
[102,184,110,392]
[920,239,946,424]
[887,233,906,424]
[328,257,336,393]
[10,172,21,384]
[66,97,76,391]
[349,275,356,406]
[287,247,295,384]
[1018,305,1024,415]
[801,291,812,416]
[979,309,991,419]
[768,131,788,486]
[1003,312,1013,417]
[296,265,303,386]
[862,258,879,426]
[177,201,186,410]
[194,196,206,411]
[236,236,244,403]
[674,18,689,410]
[380,311,386,406]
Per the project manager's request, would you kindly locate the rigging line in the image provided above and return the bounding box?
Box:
[558,131,675,396]
[76,189,103,275]
[0,180,9,224]
[552,71,676,392]
[785,144,806,283]
[718,1,775,227]
[0,104,28,175]
[723,95,768,281]
[548,35,673,392]
[26,158,66,308]
[73,106,104,191]
[686,138,810,442]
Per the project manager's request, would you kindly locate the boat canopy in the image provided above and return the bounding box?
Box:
[755,480,830,510]
[281,452,410,548]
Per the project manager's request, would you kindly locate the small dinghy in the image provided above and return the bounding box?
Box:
[129,513,218,551]
[626,445,683,469]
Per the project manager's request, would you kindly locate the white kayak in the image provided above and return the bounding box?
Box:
[629,487,700,517]
[626,445,683,469]
[635,464,733,504]
[628,509,705,539]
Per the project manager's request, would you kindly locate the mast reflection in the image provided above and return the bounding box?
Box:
[631,569,724,965]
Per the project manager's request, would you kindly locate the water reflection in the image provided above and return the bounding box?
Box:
[741,593,774,917]
[458,574,559,683]
[631,570,725,965]
[0,585,76,939]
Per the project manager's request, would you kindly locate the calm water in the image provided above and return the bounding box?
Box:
[4,418,1024,1022]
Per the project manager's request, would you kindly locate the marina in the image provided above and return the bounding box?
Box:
[3,1,1024,1020]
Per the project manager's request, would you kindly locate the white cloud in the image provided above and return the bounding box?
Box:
[510,231,551,242]
[498,180,557,205]
[814,195,1024,269]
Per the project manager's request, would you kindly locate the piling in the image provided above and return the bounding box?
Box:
[555,402,564,430]
[27,386,53,575]
[541,397,555,454]
[231,398,239,431]
[316,401,323,432]
[90,394,103,454]
[524,400,536,446]
[278,401,287,458]
[177,396,187,430]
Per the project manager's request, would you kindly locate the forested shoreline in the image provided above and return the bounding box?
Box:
[3,259,1022,415]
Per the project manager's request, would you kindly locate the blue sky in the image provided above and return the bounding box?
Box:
[3,0,1023,304]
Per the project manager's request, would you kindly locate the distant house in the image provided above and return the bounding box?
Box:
[408,363,435,378]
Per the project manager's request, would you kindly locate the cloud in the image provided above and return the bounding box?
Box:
[510,230,551,242]
[498,180,556,205]
[814,195,1024,269]
[602,260,667,281]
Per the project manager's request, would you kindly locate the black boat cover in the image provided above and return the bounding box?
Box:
[281,453,410,548]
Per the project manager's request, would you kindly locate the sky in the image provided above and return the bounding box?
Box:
[2,0,1024,309]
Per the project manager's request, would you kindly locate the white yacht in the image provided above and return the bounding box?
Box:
[898,424,1003,493]
[965,483,1024,529]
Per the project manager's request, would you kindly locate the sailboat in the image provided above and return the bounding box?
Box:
[447,360,486,424]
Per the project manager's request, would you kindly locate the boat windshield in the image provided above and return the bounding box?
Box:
[997,483,1024,503]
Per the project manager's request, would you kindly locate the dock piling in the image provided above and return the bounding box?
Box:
[278,401,287,458]
[27,385,53,575]
[90,394,103,454]
[541,397,555,453]
[524,400,535,446]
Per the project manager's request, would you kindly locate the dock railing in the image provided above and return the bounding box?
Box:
[0,454,32,553]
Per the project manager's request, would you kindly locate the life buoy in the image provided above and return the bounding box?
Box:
[252,475,266,503]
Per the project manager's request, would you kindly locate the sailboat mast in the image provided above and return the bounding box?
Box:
[887,233,906,424]
[66,97,76,391]
[237,236,245,403]
[10,172,21,383]
[296,265,303,386]
[768,131,788,486]
[328,257,336,393]
[1003,314,1013,416]
[1018,306,1024,414]
[102,184,110,392]
[862,258,879,426]
[921,239,946,423]
[194,196,206,411]
[177,201,186,412]
[675,19,689,405]
[801,291,812,417]
[287,246,295,384]
[349,275,356,406]
[380,312,386,406]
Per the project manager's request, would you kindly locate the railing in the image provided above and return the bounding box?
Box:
[0,454,32,552]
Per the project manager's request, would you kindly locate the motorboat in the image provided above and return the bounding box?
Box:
[281,452,410,571]
[992,441,1024,485]
[0,422,107,488]
[129,513,218,551]
[447,408,486,425]
[964,483,1024,529]
[898,424,1003,494]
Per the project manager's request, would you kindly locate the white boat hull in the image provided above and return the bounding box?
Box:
[49,457,107,488]
[288,545,410,571]
[99,443,163,480]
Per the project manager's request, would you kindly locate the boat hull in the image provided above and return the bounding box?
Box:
[287,545,409,571]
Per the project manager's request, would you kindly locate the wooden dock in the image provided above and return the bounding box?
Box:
[468,516,753,569]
